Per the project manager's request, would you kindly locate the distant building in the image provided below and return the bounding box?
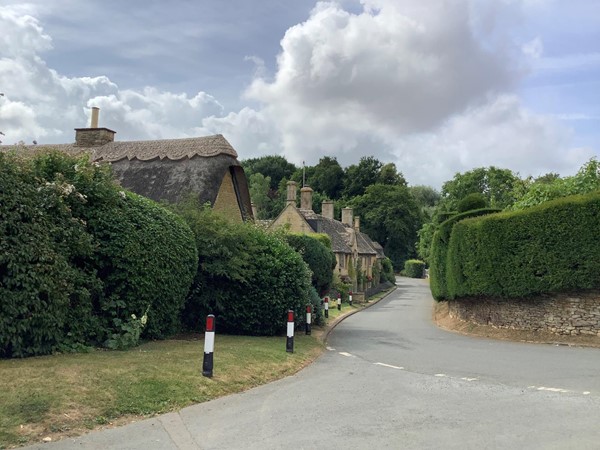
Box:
[269,181,383,291]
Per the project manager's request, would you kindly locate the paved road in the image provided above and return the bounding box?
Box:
[30,277,600,449]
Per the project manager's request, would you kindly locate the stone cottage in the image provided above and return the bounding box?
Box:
[269,181,383,291]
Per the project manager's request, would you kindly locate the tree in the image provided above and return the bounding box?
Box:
[248,172,273,220]
[308,156,345,199]
[241,155,297,191]
[378,163,406,186]
[441,166,521,209]
[343,156,383,198]
[351,183,421,268]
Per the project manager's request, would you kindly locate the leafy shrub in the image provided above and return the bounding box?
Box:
[457,193,487,212]
[445,192,600,299]
[0,153,97,357]
[429,208,501,300]
[172,202,313,336]
[284,233,336,295]
[381,257,395,284]
[88,192,197,340]
[404,260,425,278]
[0,151,197,357]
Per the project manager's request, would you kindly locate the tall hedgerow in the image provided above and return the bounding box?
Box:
[429,208,501,300]
[445,192,600,299]
[0,151,197,357]
[172,201,315,335]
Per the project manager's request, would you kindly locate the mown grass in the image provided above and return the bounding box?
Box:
[0,334,322,448]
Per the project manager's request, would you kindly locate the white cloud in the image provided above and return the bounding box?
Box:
[0,2,595,188]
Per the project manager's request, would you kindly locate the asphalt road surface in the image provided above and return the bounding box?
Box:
[30,277,600,450]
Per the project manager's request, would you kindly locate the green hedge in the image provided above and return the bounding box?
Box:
[173,202,315,336]
[381,257,395,283]
[404,259,425,278]
[429,208,501,300]
[0,152,197,357]
[285,233,336,295]
[445,192,600,299]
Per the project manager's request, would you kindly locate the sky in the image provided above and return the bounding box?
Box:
[1,0,599,187]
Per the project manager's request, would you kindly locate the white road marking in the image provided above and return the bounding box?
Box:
[326,347,336,351]
[583,391,591,395]
[374,362,404,370]
[529,386,570,394]
[461,377,479,382]
[434,373,447,377]
[339,352,355,357]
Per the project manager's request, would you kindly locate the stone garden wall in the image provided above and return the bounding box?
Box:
[447,292,600,336]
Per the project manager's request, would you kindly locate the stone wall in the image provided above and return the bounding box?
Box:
[447,292,600,336]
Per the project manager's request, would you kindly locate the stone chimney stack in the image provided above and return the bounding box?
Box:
[300,186,313,210]
[251,202,258,219]
[322,200,334,220]
[75,107,116,147]
[341,207,353,226]
[286,181,297,206]
[90,106,99,128]
[354,216,360,232]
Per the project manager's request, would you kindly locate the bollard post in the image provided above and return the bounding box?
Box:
[202,314,216,377]
[324,296,329,318]
[286,310,294,353]
[337,293,342,311]
[349,290,353,306]
[306,305,312,335]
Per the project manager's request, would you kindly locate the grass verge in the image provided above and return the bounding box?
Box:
[0,334,322,448]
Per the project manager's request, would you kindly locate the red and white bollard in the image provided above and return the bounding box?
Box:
[202,314,216,378]
[306,305,312,335]
[324,296,329,318]
[286,310,295,353]
[349,290,353,306]
[337,293,342,311]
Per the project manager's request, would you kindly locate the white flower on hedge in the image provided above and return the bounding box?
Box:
[141,314,148,326]
[119,191,126,199]
[131,314,137,320]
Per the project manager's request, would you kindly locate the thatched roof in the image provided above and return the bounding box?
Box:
[2,134,237,162]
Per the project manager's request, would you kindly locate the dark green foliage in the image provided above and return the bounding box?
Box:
[404,260,425,278]
[457,193,487,212]
[284,234,336,296]
[381,257,395,284]
[445,192,600,299]
[429,208,501,300]
[0,151,197,357]
[0,153,97,357]
[308,156,345,199]
[241,155,297,191]
[351,184,421,268]
[173,202,313,336]
[89,192,197,340]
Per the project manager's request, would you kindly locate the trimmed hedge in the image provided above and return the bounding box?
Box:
[445,192,600,299]
[173,203,315,336]
[404,259,425,278]
[381,257,395,284]
[429,208,501,300]
[285,233,336,295]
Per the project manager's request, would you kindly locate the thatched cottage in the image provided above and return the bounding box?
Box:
[3,108,253,222]
[269,181,383,290]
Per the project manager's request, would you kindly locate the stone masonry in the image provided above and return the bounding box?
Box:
[447,291,600,336]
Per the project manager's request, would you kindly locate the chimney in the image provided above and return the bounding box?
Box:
[251,202,258,219]
[300,186,313,210]
[341,207,353,226]
[286,181,297,206]
[322,200,334,220]
[354,216,360,232]
[91,107,99,128]
[75,107,116,147]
